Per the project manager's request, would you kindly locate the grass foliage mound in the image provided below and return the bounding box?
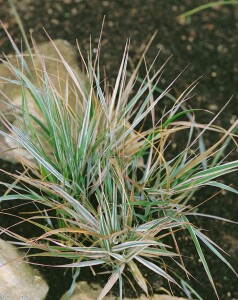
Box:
[0,23,238,299]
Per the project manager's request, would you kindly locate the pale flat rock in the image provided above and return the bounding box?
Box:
[0,238,49,300]
[65,281,187,300]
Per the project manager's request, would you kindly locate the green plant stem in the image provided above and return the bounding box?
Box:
[178,1,238,21]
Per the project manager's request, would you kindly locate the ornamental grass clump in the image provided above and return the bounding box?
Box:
[0,26,238,299]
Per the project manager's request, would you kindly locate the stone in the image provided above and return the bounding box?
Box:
[0,238,49,300]
[64,281,187,300]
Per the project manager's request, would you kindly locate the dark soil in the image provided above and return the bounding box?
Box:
[0,1,238,299]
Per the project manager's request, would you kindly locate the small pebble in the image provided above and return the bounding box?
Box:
[51,18,60,25]
[211,71,217,77]
[207,104,218,111]
[71,8,78,16]
[230,115,237,124]
[102,1,110,7]
[181,35,187,41]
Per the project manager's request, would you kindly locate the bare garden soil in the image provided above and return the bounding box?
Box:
[0,1,238,299]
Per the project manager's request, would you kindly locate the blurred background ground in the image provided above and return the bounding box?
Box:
[0,1,238,299]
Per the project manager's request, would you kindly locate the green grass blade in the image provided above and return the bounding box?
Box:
[183,216,218,298]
